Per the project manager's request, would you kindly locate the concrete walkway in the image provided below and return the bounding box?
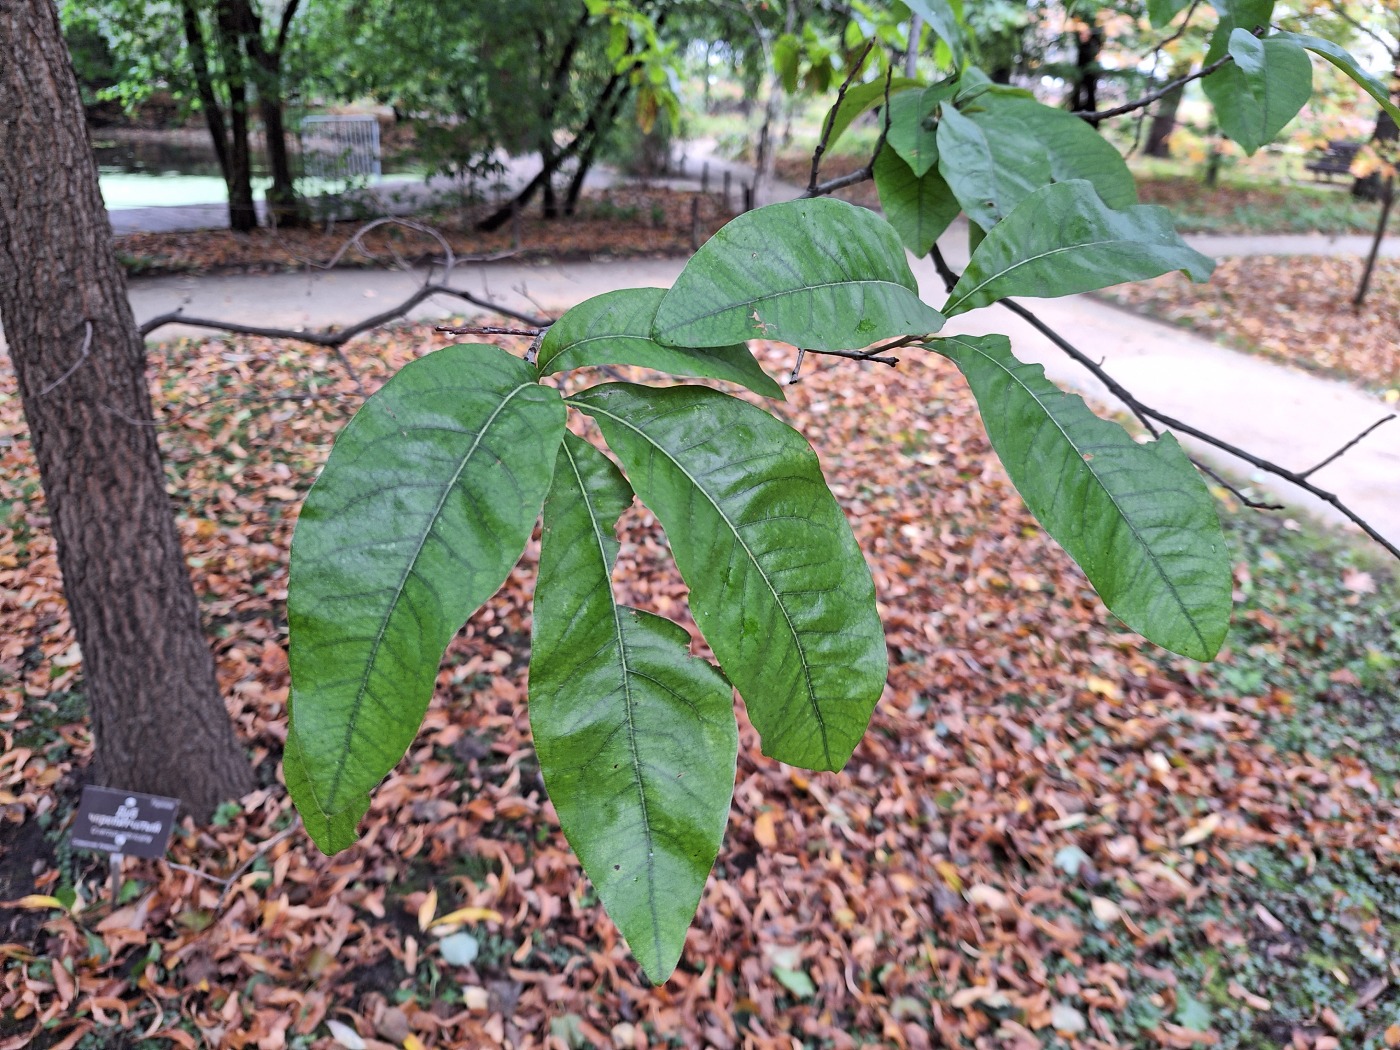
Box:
[120,223,1400,552]
[79,144,1400,553]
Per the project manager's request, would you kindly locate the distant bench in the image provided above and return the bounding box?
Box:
[1304,139,1362,181]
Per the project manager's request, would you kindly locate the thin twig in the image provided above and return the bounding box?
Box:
[38,321,94,397]
[800,62,893,200]
[1298,414,1395,479]
[809,41,876,194]
[1192,458,1285,510]
[928,247,1396,557]
[141,286,549,350]
[1153,0,1203,57]
[436,324,545,338]
[803,346,900,366]
[1071,53,1233,124]
[162,814,303,910]
[788,348,808,384]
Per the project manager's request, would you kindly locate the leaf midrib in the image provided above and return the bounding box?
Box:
[319,381,535,813]
[948,337,1207,652]
[947,229,1174,314]
[558,438,664,964]
[539,331,655,373]
[575,399,833,765]
[658,277,923,335]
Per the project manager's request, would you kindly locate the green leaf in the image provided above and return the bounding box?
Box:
[284,726,368,855]
[1202,30,1311,154]
[535,287,783,399]
[774,33,800,95]
[886,89,940,177]
[935,102,1051,229]
[652,198,945,351]
[1147,0,1192,27]
[571,383,887,770]
[904,0,967,65]
[873,147,960,257]
[288,344,565,832]
[988,96,1138,210]
[1204,0,1274,62]
[772,966,817,998]
[944,180,1214,316]
[933,335,1231,660]
[529,434,737,984]
[1270,32,1400,126]
[819,76,923,154]
[1176,992,1213,1031]
[934,92,1136,228]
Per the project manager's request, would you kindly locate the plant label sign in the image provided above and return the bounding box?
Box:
[71,786,179,859]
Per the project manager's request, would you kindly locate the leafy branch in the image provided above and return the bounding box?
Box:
[926,247,1399,561]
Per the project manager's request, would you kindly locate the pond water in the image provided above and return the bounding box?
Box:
[92,135,412,210]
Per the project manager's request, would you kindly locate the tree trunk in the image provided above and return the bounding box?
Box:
[229,0,305,228]
[563,82,631,215]
[477,71,628,232]
[1068,21,1104,115]
[1353,88,1399,201]
[1145,56,1191,158]
[215,0,258,231]
[0,0,253,822]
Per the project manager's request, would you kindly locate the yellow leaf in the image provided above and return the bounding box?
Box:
[1086,675,1119,700]
[753,811,778,849]
[403,1036,425,1050]
[417,887,438,933]
[934,861,963,892]
[1091,897,1121,923]
[429,906,504,929]
[1179,812,1221,847]
[3,895,63,911]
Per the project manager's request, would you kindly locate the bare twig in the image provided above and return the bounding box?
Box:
[140,285,548,345]
[800,62,893,200]
[1152,0,1203,57]
[788,348,808,384]
[1071,53,1233,124]
[1192,458,1285,511]
[436,324,545,338]
[165,815,304,910]
[38,321,94,397]
[809,41,876,194]
[805,346,900,366]
[1298,414,1395,479]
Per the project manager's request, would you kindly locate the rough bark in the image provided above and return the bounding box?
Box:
[0,0,253,821]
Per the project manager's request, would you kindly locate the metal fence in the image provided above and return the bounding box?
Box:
[299,114,382,182]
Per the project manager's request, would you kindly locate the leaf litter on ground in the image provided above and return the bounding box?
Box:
[1104,255,1400,394]
[0,311,1397,1048]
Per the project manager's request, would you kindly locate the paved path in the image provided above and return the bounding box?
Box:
[119,224,1399,552]
[59,146,1400,552]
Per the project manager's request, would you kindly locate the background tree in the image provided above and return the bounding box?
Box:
[0,0,253,820]
[62,0,307,230]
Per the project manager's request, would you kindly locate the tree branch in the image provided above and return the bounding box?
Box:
[1072,53,1233,124]
[800,61,892,200]
[809,41,876,194]
[926,247,1398,560]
